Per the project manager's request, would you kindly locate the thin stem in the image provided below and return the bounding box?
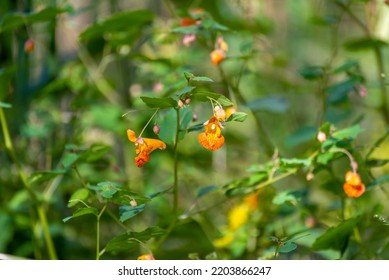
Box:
[331,147,357,173]
[0,107,57,260]
[173,108,180,216]
[96,205,107,260]
[139,109,159,138]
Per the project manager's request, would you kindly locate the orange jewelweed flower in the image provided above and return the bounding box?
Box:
[210,49,225,65]
[180,17,198,27]
[24,38,35,53]
[137,254,155,260]
[343,171,365,198]
[198,116,225,150]
[127,129,166,167]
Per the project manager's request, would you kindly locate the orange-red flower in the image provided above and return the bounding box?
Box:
[210,49,225,65]
[198,116,225,150]
[137,254,155,260]
[24,38,35,53]
[127,129,166,167]
[343,171,365,198]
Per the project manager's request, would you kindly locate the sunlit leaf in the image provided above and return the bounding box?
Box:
[192,76,214,82]
[0,102,12,108]
[158,108,177,145]
[226,112,247,122]
[67,188,90,208]
[332,124,363,140]
[193,91,234,106]
[28,169,67,185]
[63,207,98,223]
[280,158,311,168]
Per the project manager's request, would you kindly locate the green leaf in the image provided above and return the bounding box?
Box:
[28,169,67,185]
[62,153,80,168]
[95,181,122,199]
[105,227,166,253]
[179,106,194,140]
[278,241,297,253]
[67,188,90,207]
[63,207,98,223]
[332,60,359,74]
[0,102,12,108]
[332,124,363,140]
[316,152,336,165]
[344,37,388,51]
[110,190,151,206]
[158,108,177,146]
[119,205,145,222]
[193,91,234,106]
[192,76,214,82]
[312,217,360,252]
[0,7,65,33]
[299,66,324,80]
[280,158,311,168]
[226,112,248,122]
[367,174,389,189]
[79,144,111,162]
[140,96,177,109]
[366,159,389,168]
[326,78,358,104]
[197,185,220,197]
[247,96,288,113]
[272,191,297,205]
[176,86,195,98]
[172,25,199,34]
[224,172,268,196]
[79,10,154,42]
[284,126,317,148]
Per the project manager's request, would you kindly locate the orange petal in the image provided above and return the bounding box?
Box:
[343,182,365,198]
[198,131,225,150]
[345,171,362,185]
[135,151,150,167]
[210,49,225,65]
[127,129,137,143]
[142,137,167,154]
[137,254,155,260]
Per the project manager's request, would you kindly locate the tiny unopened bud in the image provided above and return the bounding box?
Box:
[358,85,368,97]
[317,131,327,143]
[153,123,160,135]
[130,199,137,207]
[192,113,198,122]
[306,172,314,181]
[153,82,163,93]
[185,98,191,105]
[24,38,35,53]
[178,99,184,108]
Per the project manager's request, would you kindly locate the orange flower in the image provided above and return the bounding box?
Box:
[343,171,365,198]
[210,49,225,65]
[127,129,166,167]
[24,38,35,53]
[180,17,198,27]
[137,254,155,260]
[198,116,225,150]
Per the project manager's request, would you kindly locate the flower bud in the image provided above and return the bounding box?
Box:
[24,38,35,53]
[130,199,137,207]
[317,131,327,143]
[153,123,160,135]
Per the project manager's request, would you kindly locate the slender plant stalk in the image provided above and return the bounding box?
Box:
[0,107,57,260]
[96,205,107,260]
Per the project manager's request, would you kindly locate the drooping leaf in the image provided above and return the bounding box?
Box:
[224,172,268,196]
[366,159,389,168]
[272,191,298,205]
[62,153,80,168]
[278,241,298,253]
[284,126,317,148]
[158,108,177,146]
[326,78,358,104]
[197,185,220,197]
[332,60,359,74]
[63,207,98,223]
[119,205,145,222]
[175,86,195,98]
[312,217,360,252]
[67,188,90,208]
[344,37,388,51]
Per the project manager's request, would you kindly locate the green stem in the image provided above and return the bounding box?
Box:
[96,205,107,260]
[173,108,180,216]
[0,107,57,260]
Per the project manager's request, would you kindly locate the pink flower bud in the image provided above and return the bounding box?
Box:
[153,123,160,135]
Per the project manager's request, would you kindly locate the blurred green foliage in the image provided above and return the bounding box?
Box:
[1,0,389,260]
